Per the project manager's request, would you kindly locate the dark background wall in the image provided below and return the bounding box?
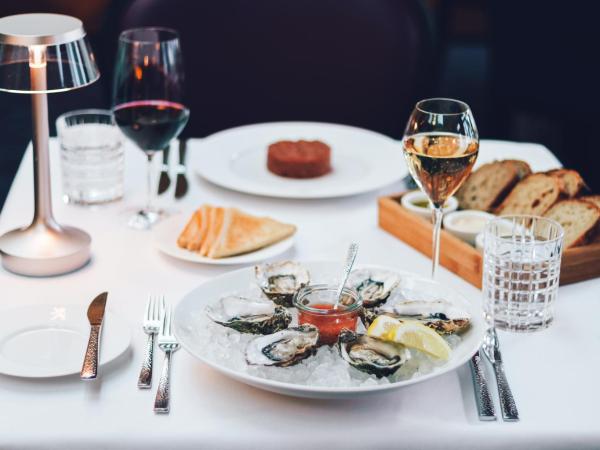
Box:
[1,0,598,208]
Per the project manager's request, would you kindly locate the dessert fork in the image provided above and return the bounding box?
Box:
[154,305,180,413]
[137,295,165,388]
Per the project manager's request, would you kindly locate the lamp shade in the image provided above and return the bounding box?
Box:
[0,13,99,93]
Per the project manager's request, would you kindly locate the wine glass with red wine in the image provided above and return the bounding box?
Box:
[112,27,189,229]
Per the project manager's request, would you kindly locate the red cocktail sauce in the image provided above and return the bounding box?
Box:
[297,303,360,345]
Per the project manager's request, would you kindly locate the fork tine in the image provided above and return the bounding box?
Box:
[145,295,152,320]
[153,295,159,321]
[161,295,166,316]
[166,306,172,337]
[161,305,169,336]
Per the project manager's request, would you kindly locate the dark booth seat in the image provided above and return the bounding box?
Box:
[119,0,434,139]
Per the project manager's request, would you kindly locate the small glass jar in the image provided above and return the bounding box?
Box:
[294,284,362,345]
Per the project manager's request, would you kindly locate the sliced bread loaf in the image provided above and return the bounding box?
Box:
[510,159,533,179]
[456,160,532,211]
[545,169,587,198]
[543,199,600,248]
[580,195,600,209]
[495,173,561,216]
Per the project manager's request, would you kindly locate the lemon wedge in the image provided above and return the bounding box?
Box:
[367,315,451,360]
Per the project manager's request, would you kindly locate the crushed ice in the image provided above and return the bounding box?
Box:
[184,280,463,388]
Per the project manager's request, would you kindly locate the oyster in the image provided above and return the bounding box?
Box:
[246,325,319,367]
[206,296,291,334]
[380,299,471,334]
[338,329,410,378]
[255,261,310,307]
[348,269,400,308]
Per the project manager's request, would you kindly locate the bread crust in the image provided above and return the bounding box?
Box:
[495,173,561,216]
[456,160,531,211]
[543,199,600,248]
[545,169,587,198]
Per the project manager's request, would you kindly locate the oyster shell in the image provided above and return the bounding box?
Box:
[206,296,291,334]
[338,329,410,378]
[246,324,319,367]
[348,269,400,308]
[255,261,310,307]
[380,299,471,334]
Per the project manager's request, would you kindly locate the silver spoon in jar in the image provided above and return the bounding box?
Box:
[333,242,359,309]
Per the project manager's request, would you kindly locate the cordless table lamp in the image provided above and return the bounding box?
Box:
[0,14,99,276]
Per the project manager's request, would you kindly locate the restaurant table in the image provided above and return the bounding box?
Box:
[0,138,599,450]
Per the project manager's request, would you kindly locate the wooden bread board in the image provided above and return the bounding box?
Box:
[378,193,600,288]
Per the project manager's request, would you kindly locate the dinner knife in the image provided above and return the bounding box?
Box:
[482,328,520,421]
[469,350,497,421]
[157,145,171,195]
[81,292,108,380]
[174,139,189,199]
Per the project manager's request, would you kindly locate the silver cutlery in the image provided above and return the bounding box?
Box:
[334,242,359,306]
[138,295,165,389]
[81,292,108,380]
[469,350,497,421]
[482,328,520,422]
[158,146,171,195]
[174,139,188,199]
[154,305,180,413]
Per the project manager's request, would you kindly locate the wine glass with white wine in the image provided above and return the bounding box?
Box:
[402,98,479,278]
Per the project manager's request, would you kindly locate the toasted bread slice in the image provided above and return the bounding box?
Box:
[543,199,600,248]
[495,173,561,216]
[199,206,226,256]
[208,208,296,258]
[177,205,211,251]
[189,205,211,251]
[456,160,531,211]
[545,169,587,198]
[177,209,202,249]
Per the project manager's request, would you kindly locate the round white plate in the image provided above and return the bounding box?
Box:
[0,305,131,378]
[189,122,407,199]
[173,261,486,399]
[154,213,295,265]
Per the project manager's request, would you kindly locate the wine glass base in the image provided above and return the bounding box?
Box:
[127,209,164,230]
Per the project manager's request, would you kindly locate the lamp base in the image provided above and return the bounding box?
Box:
[0,222,91,276]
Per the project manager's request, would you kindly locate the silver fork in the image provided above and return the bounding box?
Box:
[137,295,165,388]
[154,305,180,413]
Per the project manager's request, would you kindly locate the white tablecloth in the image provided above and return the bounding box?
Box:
[1,138,599,450]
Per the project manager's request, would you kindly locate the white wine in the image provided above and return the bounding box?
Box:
[403,132,478,208]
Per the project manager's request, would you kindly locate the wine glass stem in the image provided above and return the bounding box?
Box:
[431,206,444,279]
[145,151,156,214]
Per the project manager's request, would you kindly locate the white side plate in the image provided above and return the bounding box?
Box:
[154,213,295,265]
[0,305,131,378]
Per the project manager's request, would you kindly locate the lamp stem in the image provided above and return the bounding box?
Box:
[29,59,57,229]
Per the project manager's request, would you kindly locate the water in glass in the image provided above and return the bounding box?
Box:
[482,216,564,332]
[57,110,124,205]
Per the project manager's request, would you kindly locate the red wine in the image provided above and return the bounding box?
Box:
[113,100,189,152]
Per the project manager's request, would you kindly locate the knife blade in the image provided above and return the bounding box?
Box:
[174,139,188,199]
[158,145,171,195]
[81,292,108,380]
